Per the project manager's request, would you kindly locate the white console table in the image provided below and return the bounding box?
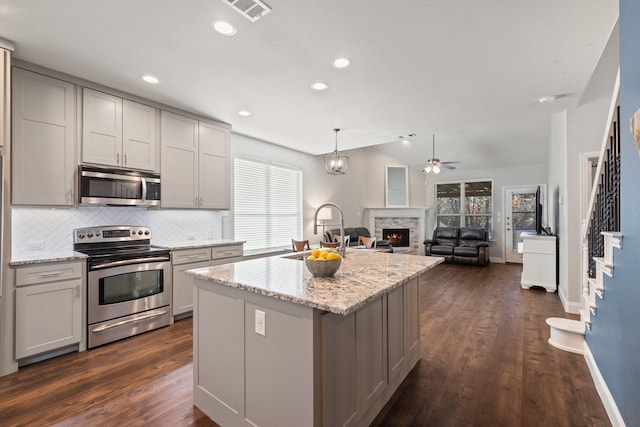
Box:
[521,234,557,292]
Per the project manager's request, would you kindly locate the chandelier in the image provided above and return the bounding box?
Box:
[324,128,349,175]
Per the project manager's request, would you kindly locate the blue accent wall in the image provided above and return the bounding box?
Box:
[585,1,640,425]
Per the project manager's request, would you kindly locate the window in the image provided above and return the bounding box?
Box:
[436,180,492,235]
[234,158,303,253]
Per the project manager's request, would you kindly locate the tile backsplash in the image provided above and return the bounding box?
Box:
[12,206,223,254]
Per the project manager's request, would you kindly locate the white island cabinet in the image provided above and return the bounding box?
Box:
[14,260,85,360]
[188,251,442,427]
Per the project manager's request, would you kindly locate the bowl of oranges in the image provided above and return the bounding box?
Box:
[305,248,342,277]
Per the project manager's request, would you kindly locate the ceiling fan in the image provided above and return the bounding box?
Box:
[423,135,460,174]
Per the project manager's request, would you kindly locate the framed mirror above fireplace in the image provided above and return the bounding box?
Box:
[385,165,409,207]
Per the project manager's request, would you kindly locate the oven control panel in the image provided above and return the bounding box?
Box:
[74,226,151,243]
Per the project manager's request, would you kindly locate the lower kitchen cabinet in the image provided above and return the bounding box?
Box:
[15,261,84,359]
[321,277,420,427]
[172,244,243,319]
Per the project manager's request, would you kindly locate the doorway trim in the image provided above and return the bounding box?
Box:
[503,185,546,264]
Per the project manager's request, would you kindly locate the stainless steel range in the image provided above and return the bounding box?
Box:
[74,225,172,349]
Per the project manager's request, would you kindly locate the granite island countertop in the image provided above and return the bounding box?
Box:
[186,250,443,315]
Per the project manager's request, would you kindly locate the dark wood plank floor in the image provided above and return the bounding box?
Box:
[0,263,610,427]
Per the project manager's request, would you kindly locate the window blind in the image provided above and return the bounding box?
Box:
[234,158,303,252]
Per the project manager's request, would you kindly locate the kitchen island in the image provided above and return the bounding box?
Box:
[187,250,443,427]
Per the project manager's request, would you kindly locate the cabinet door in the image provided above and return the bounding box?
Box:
[404,277,420,361]
[387,286,405,383]
[198,121,230,209]
[16,279,82,359]
[12,68,76,205]
[357,296,387,414]
[0,48,9,148]
[173,260,211,316]
[321,312,359,427]
[161,110,198,208]
[82,88,122,167]
[123,99,157,171]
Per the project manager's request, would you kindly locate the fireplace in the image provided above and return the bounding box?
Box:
[383,228,410,247]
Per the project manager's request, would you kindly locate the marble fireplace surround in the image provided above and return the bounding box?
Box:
[363,208,428,255]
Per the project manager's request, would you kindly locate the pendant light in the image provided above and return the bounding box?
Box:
[324,128,349,175]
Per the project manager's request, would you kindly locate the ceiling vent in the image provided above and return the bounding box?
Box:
[222,0,271,22]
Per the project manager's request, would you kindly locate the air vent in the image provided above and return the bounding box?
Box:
[223,0,271,22]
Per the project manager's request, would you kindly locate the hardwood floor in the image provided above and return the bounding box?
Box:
[0,263,609,426]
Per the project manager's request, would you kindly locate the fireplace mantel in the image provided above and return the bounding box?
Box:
[363,207,429,254]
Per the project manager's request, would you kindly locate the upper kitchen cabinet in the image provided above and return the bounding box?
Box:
[161,111,230,209]
[82,88,157,172]
[12,68,76,206]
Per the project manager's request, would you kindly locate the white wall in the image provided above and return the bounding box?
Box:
[550,21,619,313]
[228,133,431,246]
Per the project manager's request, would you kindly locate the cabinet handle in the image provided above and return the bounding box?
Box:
[117,152,120,164]
[40,271,63,277]
[75,285,80,298]
[124,153,127,166]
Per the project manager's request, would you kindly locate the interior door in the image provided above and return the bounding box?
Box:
[504,186,538,263]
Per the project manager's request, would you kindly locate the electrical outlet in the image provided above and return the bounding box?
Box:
[255,310,266,336]
[186,233,196,240]
[207,230,214,240]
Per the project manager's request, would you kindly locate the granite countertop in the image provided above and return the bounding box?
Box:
[186,250,443,315]
[10,240,244,266]
[153,239,245,250]
[10,251,89,266]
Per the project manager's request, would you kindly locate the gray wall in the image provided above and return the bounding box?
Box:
[586,1,640,425]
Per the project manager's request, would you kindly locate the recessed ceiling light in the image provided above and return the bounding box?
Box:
[238,110,251,117]
[538,95,557,104]
[212,20,237,36]
[141,75,159,84]
[333,58,350,69]
[310,82,329,91]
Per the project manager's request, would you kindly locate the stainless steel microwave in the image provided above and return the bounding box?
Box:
[78,166,161,206]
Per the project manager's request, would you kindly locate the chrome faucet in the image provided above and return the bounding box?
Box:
[313,202,346,258]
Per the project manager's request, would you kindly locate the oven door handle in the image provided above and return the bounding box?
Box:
[91,309,168,332]
[90,257,170,270]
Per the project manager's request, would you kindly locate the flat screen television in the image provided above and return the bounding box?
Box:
[535,185,543,235]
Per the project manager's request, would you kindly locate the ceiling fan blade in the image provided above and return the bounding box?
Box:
[440,160,461,165]
[441,164,457,170]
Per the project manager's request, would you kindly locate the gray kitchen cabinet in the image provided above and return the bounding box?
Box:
[161,110,230,209]
[321,277,420,426]
[172,247,212,318]
[82,88,157,171]
[12,67,76,205]
[1,46,9,148]
[15,261,84,359]
[172,244,243,319]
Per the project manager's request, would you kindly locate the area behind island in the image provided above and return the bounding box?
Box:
[187,250,443,427]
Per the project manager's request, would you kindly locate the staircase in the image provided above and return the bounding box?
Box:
[547,84,621,354]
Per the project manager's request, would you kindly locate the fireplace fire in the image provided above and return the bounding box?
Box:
[383,228,410,247]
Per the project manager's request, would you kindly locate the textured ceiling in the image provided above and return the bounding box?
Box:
[0,0,618,170]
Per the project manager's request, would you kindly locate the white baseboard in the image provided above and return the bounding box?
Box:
[558,285,581,314]
[583,342,626,427]
[489,256,504,264]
